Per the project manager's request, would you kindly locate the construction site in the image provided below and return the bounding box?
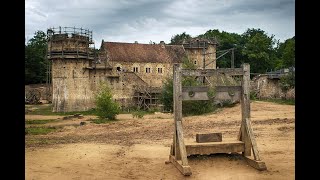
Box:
[25,27,294,179]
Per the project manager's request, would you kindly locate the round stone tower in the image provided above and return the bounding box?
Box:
[47,27,95,112]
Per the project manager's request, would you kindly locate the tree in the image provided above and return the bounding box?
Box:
[275,37,295,69]
[170,32,192,45]
[94,83,120,120]
[241,28,278,73]
[25,30,48,84]
[197,29,245,68]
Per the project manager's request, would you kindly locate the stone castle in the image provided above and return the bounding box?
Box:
[47,27,217,112]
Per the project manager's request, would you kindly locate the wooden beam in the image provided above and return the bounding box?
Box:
[245,118,261,161]
[196,133,222,143]
[182,91,209,101]
[243,156,267,171]
[168,155,192,176]
[185,141,245,156]
[181,68,243,77]
[173,64,182,160]
[176,121,189,166]
[182,86,208,92]
[240,63,252,156]
[216,86,242,92]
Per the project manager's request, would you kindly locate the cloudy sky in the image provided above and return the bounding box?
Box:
[25,0,295,48]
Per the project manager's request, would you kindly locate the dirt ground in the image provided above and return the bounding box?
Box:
[25,101,295,180]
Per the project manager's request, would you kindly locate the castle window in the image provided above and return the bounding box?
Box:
[116,67,121,71]
[146,67,151,73]
[133,67,139,73]
[158,68,162,73]
[194,61,197,64]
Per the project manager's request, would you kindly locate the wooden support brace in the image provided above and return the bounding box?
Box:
[243,155,267,171]
[168,155,192,176]
[176,121,189,166]
[245,118,261,161]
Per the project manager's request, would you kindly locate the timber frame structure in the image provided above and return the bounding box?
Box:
[166,63,267,176]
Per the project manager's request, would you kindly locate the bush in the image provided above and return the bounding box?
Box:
[279,71,295,92]
[94,83,120,120]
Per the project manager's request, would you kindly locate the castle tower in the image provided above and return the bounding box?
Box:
[47,27,95,112]
[182,38,217,69]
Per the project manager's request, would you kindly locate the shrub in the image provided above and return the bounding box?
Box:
[279,71,295,92]
[94,83,120,120]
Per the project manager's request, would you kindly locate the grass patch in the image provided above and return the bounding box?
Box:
[26,104,97,116]
[132,111,147,119]
[25,126,59,135]
[25,119,57,124]
[89,118,117,124]
[256,98,295,105]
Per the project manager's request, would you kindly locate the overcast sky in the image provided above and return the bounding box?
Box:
[25,0,295,48]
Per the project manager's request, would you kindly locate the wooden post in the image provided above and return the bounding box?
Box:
[240,63,252,156]
[173,63,182,159]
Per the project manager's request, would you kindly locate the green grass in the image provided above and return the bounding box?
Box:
[89,118,117,124]
[26,104,97,116]
[25,126,59,135]
[25,119,57,124]
[256,98,295,105]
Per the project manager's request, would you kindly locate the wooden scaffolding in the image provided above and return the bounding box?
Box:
[166,63,267,176]
[133,86,161,110]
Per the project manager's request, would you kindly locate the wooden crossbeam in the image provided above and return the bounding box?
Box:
[181,68,243,77]
[216,86,242,92]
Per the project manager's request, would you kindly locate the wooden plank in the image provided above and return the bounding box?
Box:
[176,121,189,166]
[182,91,209,101]
[182,86,208,92]
[185,141,245,156]
[169,155,192,176]
[240,63,252,156]
[245,118,261,161]
[196,133,222,143]
[216,86,242,92]
[181,68,243,77]
[243,156,267,171]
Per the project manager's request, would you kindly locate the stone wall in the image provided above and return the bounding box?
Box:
[51,59,94,112]
[108,61,173,88]
[251,75,295,99]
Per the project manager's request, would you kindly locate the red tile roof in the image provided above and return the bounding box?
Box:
[100,42,186,63]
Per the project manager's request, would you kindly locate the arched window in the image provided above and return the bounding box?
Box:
[144,63,152,74]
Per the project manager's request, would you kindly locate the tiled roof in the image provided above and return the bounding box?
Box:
[99,42,186,63]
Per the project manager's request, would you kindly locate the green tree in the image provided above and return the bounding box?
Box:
[170,32,192,45]
[241,28,278,73]
[25,30,48,84]
[197,29,245,68]
[95,83,120,120]
[275,37,295,69]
